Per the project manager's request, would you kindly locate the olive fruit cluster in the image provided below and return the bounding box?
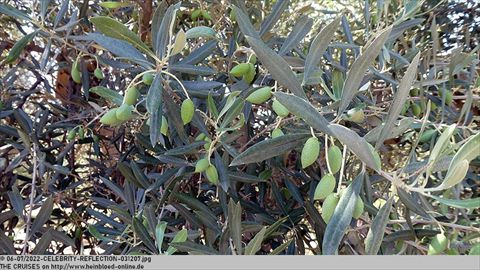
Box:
[230,57,256,84]
[195,158,218,185]
[321,191,365,223]
[100,86,138,126]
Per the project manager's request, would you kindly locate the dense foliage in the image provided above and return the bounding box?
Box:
[0,0,479,255]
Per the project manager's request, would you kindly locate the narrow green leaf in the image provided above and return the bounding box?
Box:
[155,2,181,58]
[329,124,380,171]
[99,1,130,9]
[90,16,151,54]
[303,16,342,85]
[244,226,267,255]
[155,221,167,253]
[245,36,307,99]
[269,239,293,255]
[173,193,217,222]
[338,26,392,115]
[30,196,54,237]
[259,0,290,38]
[322,172,363,255]
[273,92,332,135]
[279,15,313,55]
[32,229,53,255]
[165,229,188,255]
[364,197,393,255]
[428,124,457,172]
[376,53,420,149]
[169,241,220,255]
[447,133,480,176]
[0,3,31,21]
[132,217,157,253]
[6,31,38,63]
[0,229,16,254]
[383,229,439,243]
[231,5,261,40]
[230,133,309,166]
[228,199,243,255]
[89,86,123,105]
[430,195,480,209]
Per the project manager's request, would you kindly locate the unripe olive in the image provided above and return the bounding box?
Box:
[301,136,320,169]
[430,101,438,111]
[246,86,272,104]
[100,108,121,126]
[181,98,195,125]
[229,9,236,21]
[327,145,342,174]
[195,158,209,173]
[419,129,437,143]
[469,243,480,255]
[67,128,77,140]
[230,63,251,77]
[160,115,168,136]
[444,90,453,106]
[71,60,81,84]
[367,143,382,170]
[195,133,207,141]
[248,55,257,66]
[142,73,154,86]
[94,68,104,80]
[201,10,212,20]
[191,9,201,20]
[439,89,453,106]
[427,234,448,255]
[321,193,339,223]
[272,99,289,117]
[346,108,365,123]
[116,104,134,121]
[124,86,139,106]
[352,197,364,219]
[314,174,336,200]
[410,88,419,96]
[77,126,85,139]
[400,102,410,115]
[243,63,256,84]
[205,164,219,185]
[203,141,211,151]
[271,128,284,138]
[411,102,422,117]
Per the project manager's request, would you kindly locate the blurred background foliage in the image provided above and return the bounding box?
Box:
[0,0,479,255]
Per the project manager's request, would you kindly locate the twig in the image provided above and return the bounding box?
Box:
[22,143,39,255]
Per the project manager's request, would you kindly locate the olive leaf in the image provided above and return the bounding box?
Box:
[322,172,364,255]
[303,16,342,85]
[278,15,313,55]
[245,36,307,99]
[338,26,392,116]
[273,92,332,135]
[231,5,261,40]
[364,197,394,255]
[90,16,151,54]
[244,226,267,255]
[230,133,310,166]
[376,53,420,149]
[329,124,381,171]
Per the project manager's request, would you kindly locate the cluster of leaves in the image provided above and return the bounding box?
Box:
[0,0,479,255]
